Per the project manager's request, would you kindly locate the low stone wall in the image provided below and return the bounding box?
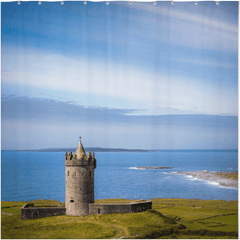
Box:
[89,201,152,215]
[21,201,152,219]
[21,203,66,220]
[131,201,152,213]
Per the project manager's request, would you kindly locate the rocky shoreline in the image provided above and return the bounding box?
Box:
[172,171,238,189]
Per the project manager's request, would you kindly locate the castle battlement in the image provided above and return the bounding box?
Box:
[65,152,96,168]
[65,151,95,160]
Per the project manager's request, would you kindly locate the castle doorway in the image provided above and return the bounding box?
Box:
[32,212,38,219]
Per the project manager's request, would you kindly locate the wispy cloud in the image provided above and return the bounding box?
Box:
[162,56,238,69]
[2,95,238,128]
[1,95,238,150]
[2,46,238,116]
[1,95,134,123]
[130,3,237,34]
[116,2,238,53]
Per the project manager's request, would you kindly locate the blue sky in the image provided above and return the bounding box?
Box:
[1,1,238,150]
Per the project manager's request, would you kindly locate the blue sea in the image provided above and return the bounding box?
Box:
[1,150,238,202]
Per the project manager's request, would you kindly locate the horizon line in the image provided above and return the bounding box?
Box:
[1,148,238,152]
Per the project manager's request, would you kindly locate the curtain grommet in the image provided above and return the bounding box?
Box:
[84,1,87,4]
[153,2,156,5]
[194,1,198,5]
[38,1,42,5]
[17,1,20,5]
[129,1,132,4]
[171,1,174,5]
[216,1,219,5]
[106,1,109,4]
[60,1,64,5]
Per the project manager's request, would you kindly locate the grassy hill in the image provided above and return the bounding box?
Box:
[1,198,238,239]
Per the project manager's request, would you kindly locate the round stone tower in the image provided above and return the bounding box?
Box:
[65,138,96,216]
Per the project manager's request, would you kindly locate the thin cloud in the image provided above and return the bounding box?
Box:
[131,3,237,33]
[120,3,238,52]
[162,56,238,69]
[1,95,135,123]
[2,95,238,128]
[2,47,238,117]
[2,95,237,150]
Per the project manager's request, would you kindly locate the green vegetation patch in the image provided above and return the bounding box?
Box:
[1,198,238,239]
[153,199,237,221]
[28,199,62,206]
[27,221,115,239]
[216,172,238,181]
[2,213,115,239]
[197,214,238,232]
[1,201,26,208]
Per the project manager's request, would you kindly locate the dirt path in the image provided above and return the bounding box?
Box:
[85,220,129,239]
[1,212,15,215]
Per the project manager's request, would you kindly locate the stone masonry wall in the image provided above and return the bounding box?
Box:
[21,204,66,220]
[65,164,95,216]
[131,201,152,213]
[21,201,152,220]
[89,201,152,215]
[65,154,96,216]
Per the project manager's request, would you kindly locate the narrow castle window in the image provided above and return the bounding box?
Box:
[89,171,91,180]
[67,171,69,176]
[70,199,74,203]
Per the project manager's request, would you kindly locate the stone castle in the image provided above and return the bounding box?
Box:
[21,138,152,220]
[65,138,96,216]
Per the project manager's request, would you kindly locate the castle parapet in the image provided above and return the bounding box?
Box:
[65,151,96,167]
[65,152,73,160]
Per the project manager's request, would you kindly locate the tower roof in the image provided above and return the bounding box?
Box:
[75,137,86,159]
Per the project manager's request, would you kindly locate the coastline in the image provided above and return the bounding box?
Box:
[172,171,238,189]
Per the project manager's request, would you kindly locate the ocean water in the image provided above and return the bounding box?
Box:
[1,150,238,202]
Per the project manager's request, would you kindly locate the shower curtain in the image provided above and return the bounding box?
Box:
[1,1,238,237]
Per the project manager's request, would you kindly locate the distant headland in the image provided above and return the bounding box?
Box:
[1,148,237,153]
[2,147,159,152]
[136,166,173,169]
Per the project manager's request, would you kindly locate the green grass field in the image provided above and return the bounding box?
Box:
[216,172,238,181]
[1,198,238,239]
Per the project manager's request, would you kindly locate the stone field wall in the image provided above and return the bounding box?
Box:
[21,203,66,220]
[21,201,152,220]
[89,201,152,215]
[130,201,152,213]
